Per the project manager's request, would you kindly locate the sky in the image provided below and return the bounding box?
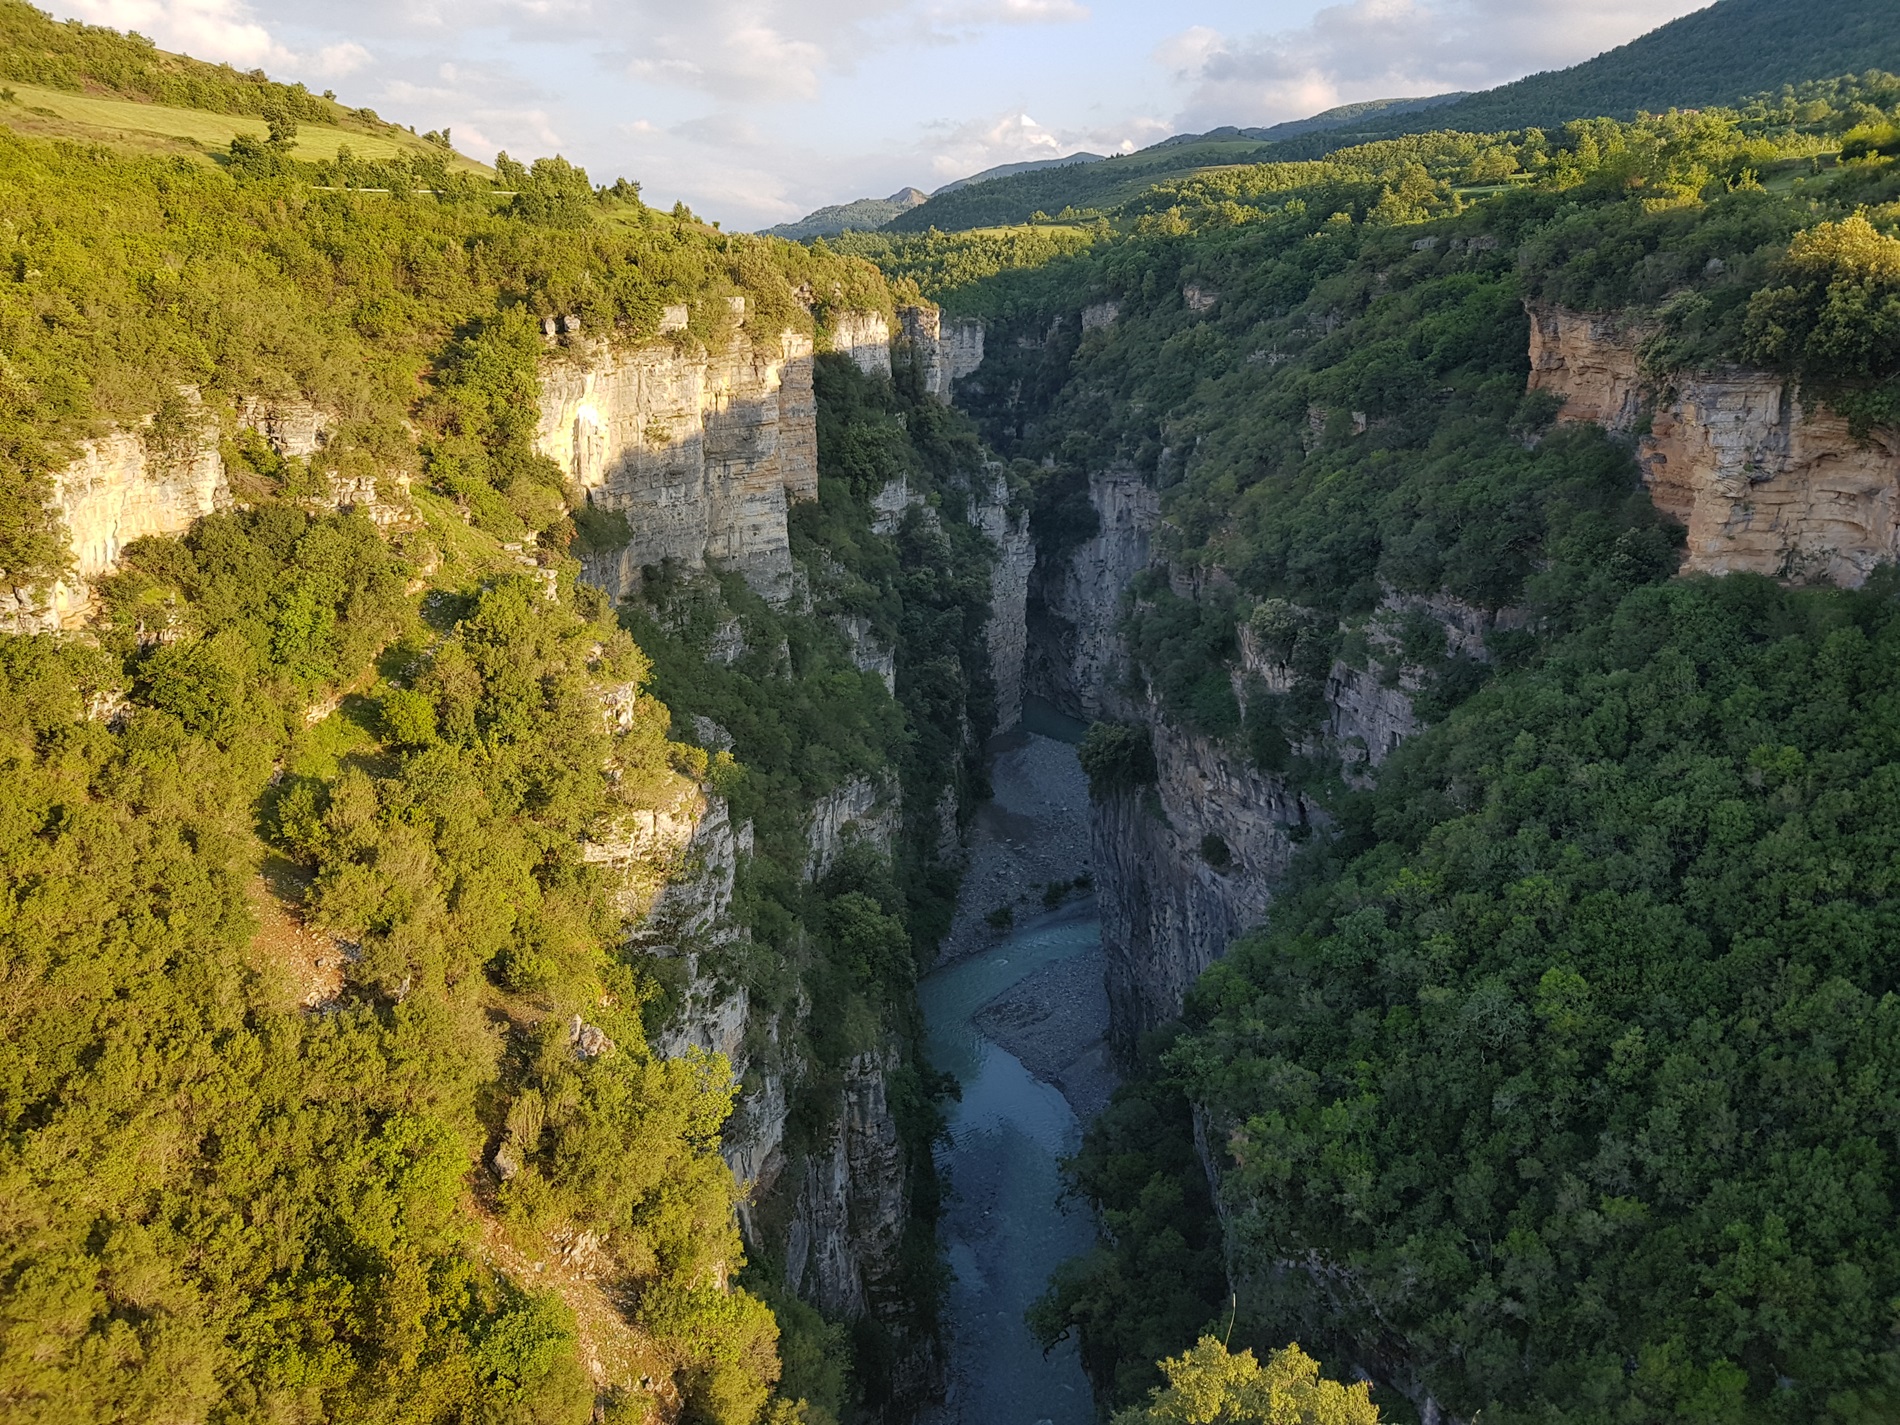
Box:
[44,0,1713,230]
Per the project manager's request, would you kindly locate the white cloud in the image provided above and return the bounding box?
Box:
[57,0,376,79]
[1159,0,1712,131]
[919,107,1168,181]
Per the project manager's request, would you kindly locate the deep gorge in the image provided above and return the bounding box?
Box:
[8,15,1900,1423]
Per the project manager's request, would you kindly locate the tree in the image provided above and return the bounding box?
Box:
[1111,1339,1380,1425]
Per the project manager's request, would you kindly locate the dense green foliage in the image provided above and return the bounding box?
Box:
[0,501,801,1421]
[1175,575,1900,1422]
[0,0,357,123]
[859,50,1900,1425]
[1028,1036,1228,1408]
[879,0,1900,234]
[1112,1338,1380,1425]
[826,227,1099,314]
[1334,0,1900,143]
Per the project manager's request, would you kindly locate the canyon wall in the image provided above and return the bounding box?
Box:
[899,306,986,405]
[1025,466,1158,721]
[1528,302,1900,586]
[1092,708,1299,1052]
[617,755,934,1412]
[536,318,819,607]
[5,396,404,632]
[969,469,1033,732]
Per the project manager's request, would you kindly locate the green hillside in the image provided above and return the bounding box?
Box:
[880,138,1282,232]
[883,0,1900,233]
[1344,0,1900,139]
[0,0,484,170]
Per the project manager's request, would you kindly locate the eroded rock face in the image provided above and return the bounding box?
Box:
[1528,302,1900,586]
[783,1045,909,1319]
[968,469,1033,733]
[804,774,901,881]
[9,390,406,632]
[898,305,985,404]
[832,308,893,378]
[537,330,818,605]
[1026,466,1158,720]
[1093,704,1298,1050]
[26,427,230,629]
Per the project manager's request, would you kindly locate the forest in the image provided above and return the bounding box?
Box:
[870,63,1900,1425]
[10,0,1900,1418]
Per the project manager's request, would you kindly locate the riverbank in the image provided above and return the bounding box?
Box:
[937,728,1094,967]
[972,926,1117,1121]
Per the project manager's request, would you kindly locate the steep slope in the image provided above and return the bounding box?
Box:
[903,80,1900,1425]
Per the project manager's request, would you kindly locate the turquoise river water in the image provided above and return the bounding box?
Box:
[918,909,1101,1425]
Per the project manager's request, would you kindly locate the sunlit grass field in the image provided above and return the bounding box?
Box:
[0,80,490,173]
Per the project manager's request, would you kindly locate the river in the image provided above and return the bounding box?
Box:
[920,911,1101,1425]
[918,721,1107,1425]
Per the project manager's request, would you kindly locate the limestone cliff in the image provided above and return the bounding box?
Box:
[968,469,1033,733]
[1528,302,1900,586]
[9,395,405,632]
[898,306,985,405]
[1093,706,1298,1051]
[535,320,818,606]
[1025,466,1157,720]
[832,309,894,379]
[22,425,229,630]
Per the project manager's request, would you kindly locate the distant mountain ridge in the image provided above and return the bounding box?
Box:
[1156,93,1467,148]
[881,0,1900,234]
[930,151,1105,194]
[760,186,928,239]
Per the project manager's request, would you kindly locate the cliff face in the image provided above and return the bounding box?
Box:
[1093,706,1297,1051]
[898,306,985,405]
[1528,302,1900,586]
[969,470,1033,732]
[1026,466,1158,721]
[10,395,404,632]
[536,321,818,606]
[28,426,229,629]
[832,309,894,379]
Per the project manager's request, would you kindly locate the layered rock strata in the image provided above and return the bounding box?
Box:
[9,395,400,631]
[536,324,819,605]
[1025,466,1158,721]
[1093,707,1299,1051]
[898,306,985,404]
[1528,302,1900,586]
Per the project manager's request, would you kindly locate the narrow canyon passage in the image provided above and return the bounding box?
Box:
[919,728,1111,1425]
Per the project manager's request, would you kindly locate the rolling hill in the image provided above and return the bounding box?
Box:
[0,0,487,171]
[883,0,1900,233]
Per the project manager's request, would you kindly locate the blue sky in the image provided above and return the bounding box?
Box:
[48,0,1710,229]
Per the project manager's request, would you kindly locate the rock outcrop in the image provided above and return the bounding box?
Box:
[7,394,402,632]
[1093,705,1300,1050]
[804,774,901,881]
[968,469,1033,733]
[1528,302,1900,586]
[1026,466,1158,720]
[898,306,985,404]
[832,309,894,378]
[536,323,818,606]
[21,425,229,630]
